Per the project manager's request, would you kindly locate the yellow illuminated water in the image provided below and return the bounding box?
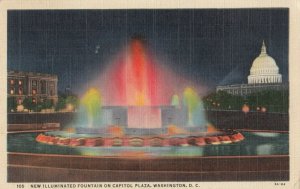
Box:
[81,88,102,128]
[183,87,200,125]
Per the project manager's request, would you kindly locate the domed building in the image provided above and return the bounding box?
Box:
[216,41,287,96]
[247,41,282,84]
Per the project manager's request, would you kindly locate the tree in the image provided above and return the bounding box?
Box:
[203,91,245,110]
[7,97,17,112]
[66,95,79,109]
[204,90,289,113]
[41,99,53,109]
[246,90,288,112]
[55,96,66,111]
[22,97,35,111]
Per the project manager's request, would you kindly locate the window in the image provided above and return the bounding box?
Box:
[18,80,22,85]
[32,80,37,86]
[10,79,14,85]
[18,88,23,95]
[49,82,54,87]
[32,98,36,103]
[10,88,14,94]
[32,89,36,95]
[18,98,22,105]
[49,81,55,96]
[41,80,46,94]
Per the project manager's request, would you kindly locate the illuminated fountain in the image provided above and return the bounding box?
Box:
[36,37,244,149]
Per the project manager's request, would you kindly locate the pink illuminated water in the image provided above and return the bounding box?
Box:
[93,39,205,106]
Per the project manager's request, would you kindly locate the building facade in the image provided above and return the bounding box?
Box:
[216,83,287,96]
[216,41,287,95]
[8,70,58,105]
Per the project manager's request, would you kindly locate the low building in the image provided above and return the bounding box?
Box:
[216,41,288,95]
[8,70,58,105]
[216,83,287,96]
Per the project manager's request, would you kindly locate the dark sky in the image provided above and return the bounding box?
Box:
[7,9,288,94]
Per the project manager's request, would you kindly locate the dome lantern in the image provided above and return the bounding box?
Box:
[260,40,267,55]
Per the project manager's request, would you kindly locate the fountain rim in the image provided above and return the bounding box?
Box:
[35,129,245,147]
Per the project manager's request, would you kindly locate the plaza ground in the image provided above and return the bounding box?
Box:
[8,153,288,182]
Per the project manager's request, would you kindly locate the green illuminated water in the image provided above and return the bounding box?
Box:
[183,87,207,127]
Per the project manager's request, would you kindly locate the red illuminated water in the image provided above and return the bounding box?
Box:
[84,38,208,128]
[97,39,196,106]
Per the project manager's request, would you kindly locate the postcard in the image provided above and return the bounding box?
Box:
[0,0,299,189]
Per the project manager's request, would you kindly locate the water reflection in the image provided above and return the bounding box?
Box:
[256,144,273,155]
[253,132,280,137]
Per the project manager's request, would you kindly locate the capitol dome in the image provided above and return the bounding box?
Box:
[248,41,282,84]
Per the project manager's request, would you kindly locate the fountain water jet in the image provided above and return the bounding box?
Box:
[171,94,180,108]
[183,87,207,129]
[79,88,102,128]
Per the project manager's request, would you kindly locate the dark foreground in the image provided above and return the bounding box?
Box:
[8,153,289,182]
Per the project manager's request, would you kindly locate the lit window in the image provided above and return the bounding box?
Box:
[18,98,22,105]
[10,79,14,85]
[10,88,14,94]
[18,80,22,85]
[32,89,36,95]
[32,98,36,103]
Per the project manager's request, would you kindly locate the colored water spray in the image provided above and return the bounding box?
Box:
[171,94,180,108]
[81,88,102,128]
[183,87,207,127]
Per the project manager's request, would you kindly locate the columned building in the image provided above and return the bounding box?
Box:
[8,70,58,105]
[216,41,287,95]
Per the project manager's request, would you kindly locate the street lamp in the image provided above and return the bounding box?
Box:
[242,104,250,113]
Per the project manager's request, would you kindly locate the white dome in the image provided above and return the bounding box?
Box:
[250,54,279,75]
[248,41,282,84]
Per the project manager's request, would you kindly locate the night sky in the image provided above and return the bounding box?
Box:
[7,9,288,94]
